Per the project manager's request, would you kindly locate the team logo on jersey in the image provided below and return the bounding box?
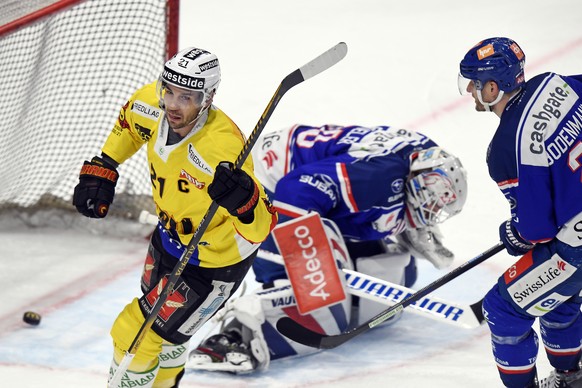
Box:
[179,169,205,189]
[134,122,152,142]
[298,174,338,205]
[391,178,404,193]
[118,101,130,129]
[132,100,161,120]
[187,144,213,175]
[503,192,517,210]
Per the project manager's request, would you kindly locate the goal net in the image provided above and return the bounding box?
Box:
[0,0,178,220]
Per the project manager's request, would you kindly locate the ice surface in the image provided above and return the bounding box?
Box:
[1,0,581,386]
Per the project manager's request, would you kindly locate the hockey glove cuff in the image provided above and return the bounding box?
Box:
[208,162,259,223]
[499,219,535,256]
[72,156,119,218]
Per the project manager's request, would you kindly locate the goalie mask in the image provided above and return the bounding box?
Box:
[157,47,221,121]
[405,147,467,227]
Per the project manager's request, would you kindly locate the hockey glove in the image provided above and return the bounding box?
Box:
[397,225,454,269]
[208,162,259,223]
[72,156,119,218]
[499,219,535,256]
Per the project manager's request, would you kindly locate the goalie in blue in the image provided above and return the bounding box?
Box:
[186,124,468,373]
[458,37,582,388]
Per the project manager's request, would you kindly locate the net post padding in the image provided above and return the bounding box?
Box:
[165,0,180,59]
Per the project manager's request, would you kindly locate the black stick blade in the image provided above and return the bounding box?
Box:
[276,317,364,349]
[276,317,326,348]
[470,298,485,324]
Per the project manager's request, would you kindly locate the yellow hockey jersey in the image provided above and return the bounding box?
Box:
[102,82,277,268]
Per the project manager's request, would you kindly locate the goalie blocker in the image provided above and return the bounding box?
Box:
[187,213,484,373]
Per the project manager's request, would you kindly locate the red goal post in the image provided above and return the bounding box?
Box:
[0,0,179,219]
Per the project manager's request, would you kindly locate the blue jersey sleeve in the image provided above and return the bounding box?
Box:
[271,158,343,218]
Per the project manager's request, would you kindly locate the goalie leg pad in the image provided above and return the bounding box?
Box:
[188,279,352,373]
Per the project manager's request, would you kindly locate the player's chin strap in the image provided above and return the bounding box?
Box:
[185,91,215,128]
[476,89,504,112]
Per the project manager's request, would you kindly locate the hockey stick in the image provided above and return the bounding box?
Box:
[108,42,348,387]
[257,249,485,329]
[276,242,504,349]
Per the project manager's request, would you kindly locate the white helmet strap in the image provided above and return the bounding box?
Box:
[476,89,504,112]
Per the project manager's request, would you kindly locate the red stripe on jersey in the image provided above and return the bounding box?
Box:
[274,206,302,219]
[338,163,359,212]
[544,346,582,356]
[503,250,534,284]
[496,364,535,375]
[497,178,519,190]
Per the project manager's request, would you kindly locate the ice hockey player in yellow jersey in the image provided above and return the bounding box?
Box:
[72,46,277,387]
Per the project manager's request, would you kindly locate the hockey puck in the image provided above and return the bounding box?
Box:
[23,311,41,326]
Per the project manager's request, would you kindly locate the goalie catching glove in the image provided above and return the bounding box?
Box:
[397,225,454,269]
[72,156,118,218]
[208,162,259,223]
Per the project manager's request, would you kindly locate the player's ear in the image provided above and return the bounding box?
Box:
[488,80,500,94]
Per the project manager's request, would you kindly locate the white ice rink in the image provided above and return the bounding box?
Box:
[1,0,582,386]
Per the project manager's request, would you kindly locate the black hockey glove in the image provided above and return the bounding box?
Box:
[208,162,259,224]
[72,156,119,218]
[499,219,535,256]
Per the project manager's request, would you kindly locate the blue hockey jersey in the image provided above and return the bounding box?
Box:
[254,124,437,242]
[487,72,582,243]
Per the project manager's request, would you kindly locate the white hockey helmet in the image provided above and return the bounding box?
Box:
[405,147,467,227]
[157,47,221,109]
